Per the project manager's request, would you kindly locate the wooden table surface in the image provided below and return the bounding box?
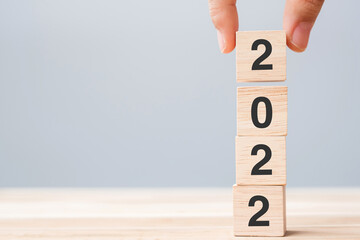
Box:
[0,188,359,239]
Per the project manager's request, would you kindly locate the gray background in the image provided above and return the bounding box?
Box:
[0,0,358,187]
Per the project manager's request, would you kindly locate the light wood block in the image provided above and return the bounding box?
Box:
[233,185,286,237]
[236,30,286,82]
[237,86,287,136]
[236,136,286,185]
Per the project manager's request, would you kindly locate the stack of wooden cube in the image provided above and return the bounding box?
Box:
[233,31,287,237]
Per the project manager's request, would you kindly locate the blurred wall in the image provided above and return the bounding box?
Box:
[0,0,359,187]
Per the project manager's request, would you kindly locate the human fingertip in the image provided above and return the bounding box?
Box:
[287,39,305,53]
[288,22,313,52]
[219,30,236,54]
[222,46,235,54]
[217,30,226,53]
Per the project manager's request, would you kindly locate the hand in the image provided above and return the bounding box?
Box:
[208,0,324,53]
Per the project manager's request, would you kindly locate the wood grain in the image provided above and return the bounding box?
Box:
[233,185,286,237]
[237,86,287,136]
[0,188,359,239]
[236,136,286,185]
[236,30,286,82]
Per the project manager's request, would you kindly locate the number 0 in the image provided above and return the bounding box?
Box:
[251,97,272,128]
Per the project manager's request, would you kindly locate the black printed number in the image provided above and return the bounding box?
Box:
[251,144,272,175]
[248,195,270,227]
[251,39,273,70]
[251,97,272,128]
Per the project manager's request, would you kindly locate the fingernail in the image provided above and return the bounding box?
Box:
[291,22,313,51]
[217,30,226,53]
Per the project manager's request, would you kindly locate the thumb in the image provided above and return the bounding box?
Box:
[208,0,238,53]
[283,0,324,52]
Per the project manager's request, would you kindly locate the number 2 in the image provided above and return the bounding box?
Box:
[251,39,273,70]
[248,195,270,227]
[251,144,272,175]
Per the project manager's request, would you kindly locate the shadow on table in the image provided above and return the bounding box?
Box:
[234,229,360,239]
[283,228,358,238]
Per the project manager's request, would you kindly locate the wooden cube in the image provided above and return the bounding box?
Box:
[236,136,286,185]
[236,30,286,82]
[233,185,286,237]
[237,86,287,136]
